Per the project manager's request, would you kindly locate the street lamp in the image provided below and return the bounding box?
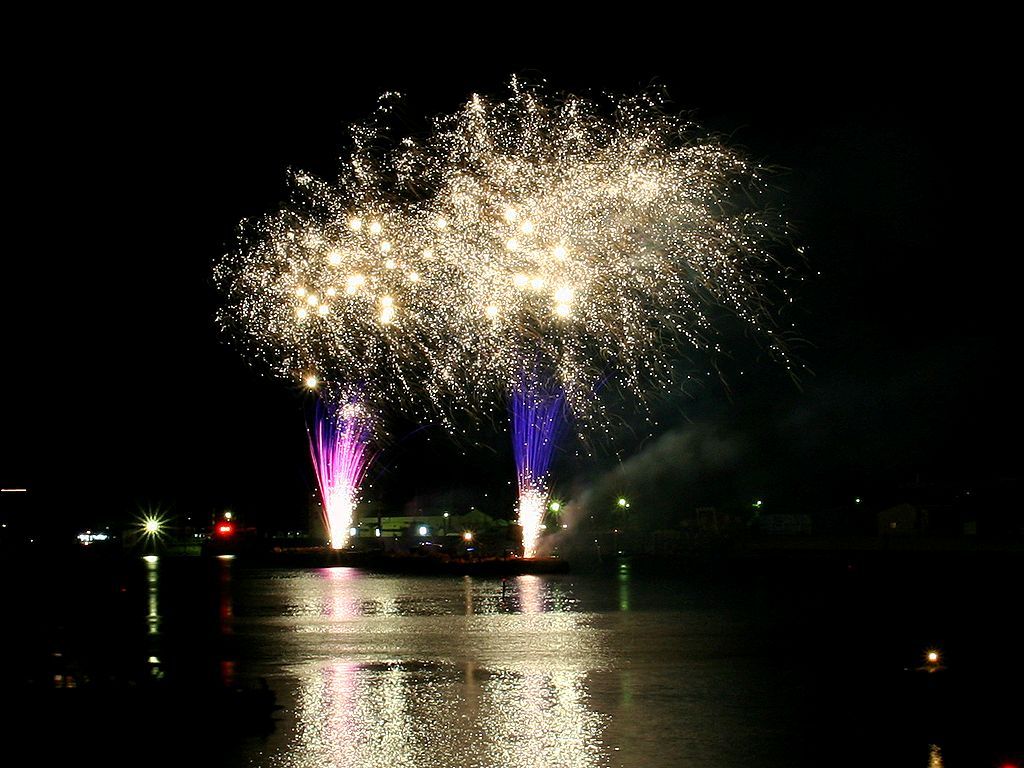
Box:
[136,512,169,555]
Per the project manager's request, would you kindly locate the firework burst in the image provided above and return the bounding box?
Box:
[402,79,796,420]
[215,79,793,423]
[214,173,455,422]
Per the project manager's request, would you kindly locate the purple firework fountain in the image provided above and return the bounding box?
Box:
[308,398,374,549]
[511,375,566,558]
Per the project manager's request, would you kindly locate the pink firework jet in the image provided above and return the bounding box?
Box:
[308,398,374,549]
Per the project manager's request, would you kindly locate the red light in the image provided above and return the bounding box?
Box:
[216,523,234,536]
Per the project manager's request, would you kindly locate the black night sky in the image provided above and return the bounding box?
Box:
[2,28,1017,538]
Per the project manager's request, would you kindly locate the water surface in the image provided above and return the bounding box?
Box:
[6,556,1021,767]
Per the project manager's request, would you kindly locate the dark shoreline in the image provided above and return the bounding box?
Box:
[6,536,1019,583]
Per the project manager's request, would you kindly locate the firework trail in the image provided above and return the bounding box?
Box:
[511,370,567,558]
[308,398,374,549]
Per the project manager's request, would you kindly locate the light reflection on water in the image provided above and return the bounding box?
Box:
[145,556,159,636]
[18,556,1010,766]
[279,661,605,768]
[256,569,609,768]
[145,556,162,679]
[195,564,1017,768]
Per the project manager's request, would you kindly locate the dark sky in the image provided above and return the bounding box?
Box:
[2,27,1017,533]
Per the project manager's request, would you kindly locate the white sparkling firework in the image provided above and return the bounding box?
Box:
[215,79,794,426]
[214,174,454,420]
[418,81,794,420]
[516,487,548,559]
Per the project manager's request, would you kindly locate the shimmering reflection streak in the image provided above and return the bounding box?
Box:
[267,573,610,768]
[463,575,473,616]
[928,744,943,768]
[483,581,602,768]
[218,556,235,686]
[482,669,606,768]
[219,556,234,634]
[481,577,607,768]
[517,574,545,614]
[287,662,467,768]
[322,567,362,619]
[143,556,162,678]
[304,661,359,766]
[145,557,159,636]
[618,566,630,612]
[285,661,606,768]
[282,571,364,767]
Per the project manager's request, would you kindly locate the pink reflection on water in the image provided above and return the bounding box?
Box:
[320,566,361,618]
[308,661,359,760]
